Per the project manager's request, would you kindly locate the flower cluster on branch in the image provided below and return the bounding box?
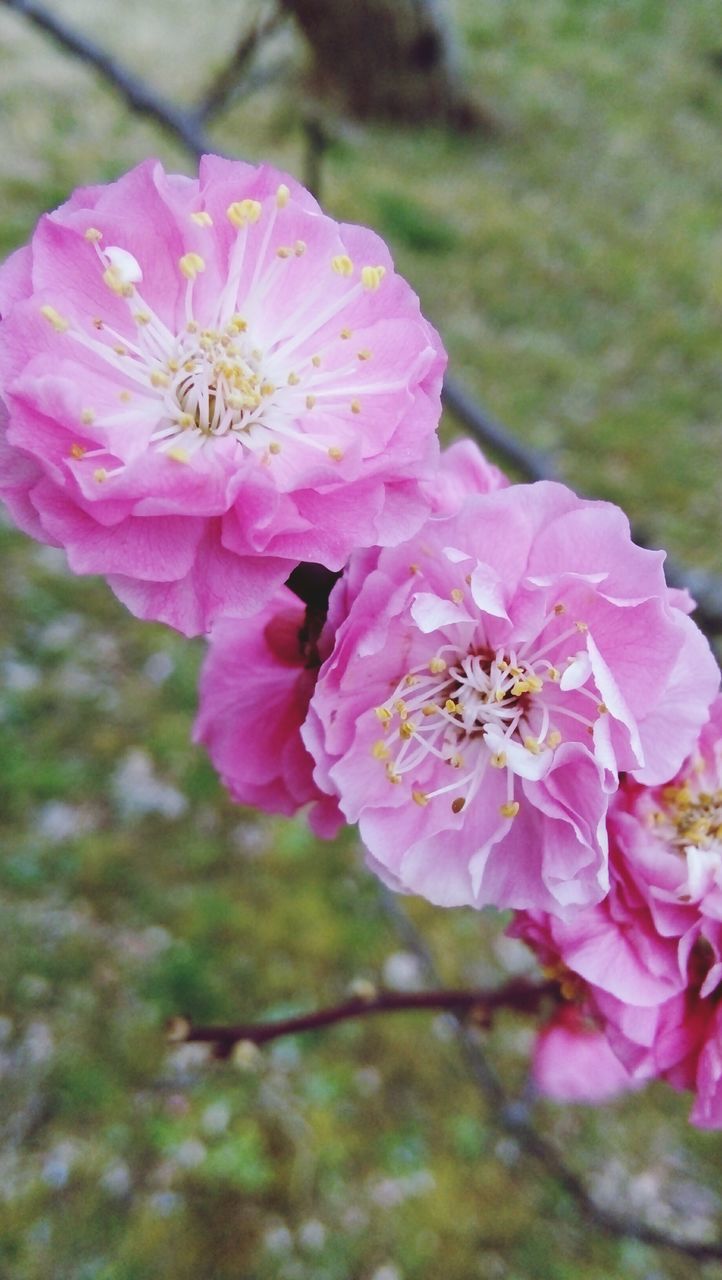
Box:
[1,156,720,1128]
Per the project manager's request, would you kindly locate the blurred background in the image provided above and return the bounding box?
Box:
[1,1,722,1276]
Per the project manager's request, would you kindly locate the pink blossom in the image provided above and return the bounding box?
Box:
[303,481,718,914]
[0,156,444,635]
[194,586,341,838]
[513,699,722,1127]
[532,1006,640,1104]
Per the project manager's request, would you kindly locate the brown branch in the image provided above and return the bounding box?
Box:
[173,979,558,1056]
[195,5,288,123]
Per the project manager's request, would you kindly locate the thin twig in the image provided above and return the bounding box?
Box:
[0,0,213,160]
[178,979,558,1054]
[195,5,287,122]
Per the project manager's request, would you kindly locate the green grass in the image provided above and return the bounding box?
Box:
[1,1,722,1276]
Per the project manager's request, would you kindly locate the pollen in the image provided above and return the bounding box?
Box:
[350,400,361,414]
[227,199,262,227]
[340,328,352,340]
[276,246,292,259]
[40,305,70,332]
[167,447,189,463]
[328,447,344,461]
[80,409,95,425]
[524,736,541,754]
[84,227,102,242]
[305,395,316,409]
[422,704,437,717]
[268,442,282,455]
[450,588,464,604]
[597,702,608,715]
[547,730,562,748]
[230,314,248,332]
[332,254,354,276]
[444,699,460,715]
[500,801,520,819]
[525,674,544,693]
[134,311,151,326]
[386,765,402,784]
[357,348,372,361]
[547,666,560,682]
[276,183,290,207]
[429,657,447,674]
[511,680,531,696]
[394,699,408,720]
[361,265,386,291]
[191,210,213,226]
[399,721,415,740]
[179,252,206,280]
[575,620,588,632]
[375,706,392,724]
[490,751,507,769]
[287,372,300,386]
[372,740,390,760]
[311,355,322,367]
[93,468,108,483]
[119,390,132,402]
[413,790,429,807]
[553,603,566,615]
[69,443,86,459]
[150,371,170,388]
[294,240,307,256]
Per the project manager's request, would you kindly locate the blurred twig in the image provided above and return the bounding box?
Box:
[195,4,287,122]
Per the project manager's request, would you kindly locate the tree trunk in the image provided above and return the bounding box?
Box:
[281,0,495,133]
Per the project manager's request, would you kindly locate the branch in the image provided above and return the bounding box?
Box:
[195,5,287,123]
[175,979,557,1056]
[0,0,214,161]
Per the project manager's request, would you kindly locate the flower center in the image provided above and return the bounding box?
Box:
[658,782,722,852]
[372,606,605,826]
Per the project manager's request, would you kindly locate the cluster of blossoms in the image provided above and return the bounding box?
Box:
[2,157,720,1125]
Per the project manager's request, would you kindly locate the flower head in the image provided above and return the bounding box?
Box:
[0,156,444,634]
[304,480,718,914]
[512,699,722,1127]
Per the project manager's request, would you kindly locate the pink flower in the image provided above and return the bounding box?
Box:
[513,699,722,1127]
[194,586,342,838]
[303,481,718,914]
[532,1006,640,1104]
[0,156,444,635]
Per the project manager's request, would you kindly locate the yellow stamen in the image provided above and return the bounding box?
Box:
[69,443,86,459]
[500,802,520,819]
[525,674,543,693]
[119,390,132,403]
[399,721,415,740]
[361,265,387,291]
[450,588,464,604]
[350,400,361,414]
[547,730,562,748]
[287,372,300,386]
[575,620,588,633]
[375,706,392,724]
[294,240,307,256]
[102,266,133,297]
[226,199,262,227]
[331,254,354,276]
[179,252,205,280]
[167,447,189,463]
[191,210,213,226]
[311,354,322,367]
[340,327,352,340]
[328,447,344,461]
[413,790,429,807]
[276,183,290,208]
[84,227,102,242]
[150,371,170,388]
[357,348,372,361]
[429,657,446,674]
[372,740,390,760]
[524,736,541,755]
[80,409,95,425]
[93,468,107,483]
[276,246,292,259]
[422,704,437,717]
[305,395,316,409]
[40,305,69,332]
[268,442,282,455]
[490,751,507,769]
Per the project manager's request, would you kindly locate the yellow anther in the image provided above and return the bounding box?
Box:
[268,442,282,455]
[332,254,354,276]
[375,706,392,724]
[340,327,352,340]
[93,318,104,330]
[451,754,464,769]
[524,736,541,755]
[102,266,133,297]
[226,199,262,227]
[294,240,307,256]
[230,314,248,332]
[190,210,213,226]
[575,620,588,632]
[412,790,429,807]
[119,390,132,403]
[186,321,199,334]
[311,354,322,367]
[547,666,560,682]
[276,246,292,259]
[113,345,127,356]
[179,252,205,280]
[444,699,460,715]
[554,603,566,615]
[403,674,418,687]
[84,227,102,242]
[150,371,170,388]
[260,383,275,397]
[168,359,180,372]
[276,183,290,208]
[167,447,189,463]
[399,721,415,740]
[80,409,95,425]
[386,765,402,784]
[361,265,386,291]
[495,688,506,703]
[177,412,194,429]
[525,674,544,693]
[40,305,69,333]
[429,657,447,674]
[450,588,464,604]
[134,311,151,326]
[69,443,86,459]
[350,400,361,414]
[305,395,316,409]
[287,372,300,386]
[451,797,465,814]
[597,702,608,715]
[372,740,390,760]
[422,703,437,717]
[547,730,562,749]
[511,680,531,696]
[490,751,507,769]
[93,468,107,483]
[357,348,372,361]
[394,699,408,720]
[409,563,420,575]
[328,447,344,461]
[500,801,520,819]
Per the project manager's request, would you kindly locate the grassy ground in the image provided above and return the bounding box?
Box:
[1,2,722,1277]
